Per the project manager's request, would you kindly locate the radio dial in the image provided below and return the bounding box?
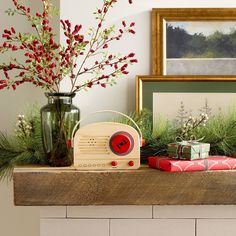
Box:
[109,132,134,156]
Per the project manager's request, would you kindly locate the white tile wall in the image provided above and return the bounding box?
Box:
[110,219,195,236]
[153,205,236,219]
[197,219,236,236]
[40,219,109,236]
[40,207,67,218]
[67,206,152,218]
[40,206,236,236]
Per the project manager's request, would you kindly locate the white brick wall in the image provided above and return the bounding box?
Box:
[40,206,236,236]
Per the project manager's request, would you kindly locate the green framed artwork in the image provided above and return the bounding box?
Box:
[136,76,236,125]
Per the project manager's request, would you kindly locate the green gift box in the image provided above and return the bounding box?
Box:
[168,141,210,160]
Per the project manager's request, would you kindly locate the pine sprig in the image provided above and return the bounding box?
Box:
[142,117,175,162]
[0,106,47,181]
[0,133,23,180]
[194,108,236,156]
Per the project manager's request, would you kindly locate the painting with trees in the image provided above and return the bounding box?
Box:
[166,21,236,58]
[153,92,236,126]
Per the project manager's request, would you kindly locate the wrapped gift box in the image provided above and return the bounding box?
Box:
[148,156,236,172]
[168,141,210,160]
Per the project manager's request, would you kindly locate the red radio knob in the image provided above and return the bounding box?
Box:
[110,132,134,156]
[111,161,118,167]
[128,161,134,167]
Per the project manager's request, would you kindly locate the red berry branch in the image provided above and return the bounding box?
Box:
[0,0,137,93]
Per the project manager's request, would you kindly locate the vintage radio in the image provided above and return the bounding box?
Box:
[72,110,142,170]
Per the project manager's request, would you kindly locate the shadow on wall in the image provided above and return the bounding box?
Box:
[0,0,60,132]
[0,1,60,236]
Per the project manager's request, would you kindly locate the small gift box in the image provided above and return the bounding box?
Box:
[148,156,236,172]
[168,141,210,160]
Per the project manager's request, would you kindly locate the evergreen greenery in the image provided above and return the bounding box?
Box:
[194,108,236,157]
[0,106,47,181]
[114,108,236,163]
[1,105,236,180]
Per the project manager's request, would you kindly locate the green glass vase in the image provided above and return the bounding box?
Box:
[40,93,80,167]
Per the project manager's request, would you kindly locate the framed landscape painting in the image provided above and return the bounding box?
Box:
[152,8,236,76]
[136,76,236,126]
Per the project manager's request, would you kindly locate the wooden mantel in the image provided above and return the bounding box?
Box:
[13,166,236,206]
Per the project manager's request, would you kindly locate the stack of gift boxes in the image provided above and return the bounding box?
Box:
[148,141,236,172]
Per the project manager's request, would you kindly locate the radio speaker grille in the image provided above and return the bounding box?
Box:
[77,136,110,154]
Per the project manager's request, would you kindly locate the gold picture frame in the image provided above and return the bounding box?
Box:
[136,75,236,113]
[152,8,236,76]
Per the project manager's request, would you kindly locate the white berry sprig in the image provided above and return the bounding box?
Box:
[179,113,209,140]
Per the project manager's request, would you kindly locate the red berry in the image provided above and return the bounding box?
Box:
[0,80,6,85]
[65,20,71,28]
[128,53,135,57]
[4,29,11,35]
[87,82,93,88]
[12,45,17,51]
[60,21,66,30]
[119,29,123,34]
[50,37,54,45]
[0,84,7,90]
[130,22,135,27]
[121,64,128,71]
[4,71,9,80]
[129,29,136,34]
[43,26,49,31]
[130,59,138,63]
[103,44,108,49]
[73,25,82,34]
[9,63,15,69]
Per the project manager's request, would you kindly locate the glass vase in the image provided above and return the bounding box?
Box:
[40,93,80,167]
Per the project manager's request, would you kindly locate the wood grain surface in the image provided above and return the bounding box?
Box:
[13,165,236,206]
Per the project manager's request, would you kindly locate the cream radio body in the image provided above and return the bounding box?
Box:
[73,122,140,170]
[72,110,142,170]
